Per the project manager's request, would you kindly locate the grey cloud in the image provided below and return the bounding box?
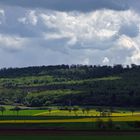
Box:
[128,0,140,12]
[119,23,139,38]
[71,35,118,51]
[0,24,41,38]
[0,0,129,12]
[0,2,140,67]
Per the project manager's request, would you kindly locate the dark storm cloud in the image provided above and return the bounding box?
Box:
[0,0,129,11]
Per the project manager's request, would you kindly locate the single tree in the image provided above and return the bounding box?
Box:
[12,106,21,116]
[85,107,90,115]
[130,108,135,116]
[97,107,103,116]
[82,108,86,115]
[0,106,6,116]
[109,107,115,116]
[48,108,52,114]
[73,106,79,116]
[68,107,72,114]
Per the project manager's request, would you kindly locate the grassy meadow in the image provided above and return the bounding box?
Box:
[1,105,139,117]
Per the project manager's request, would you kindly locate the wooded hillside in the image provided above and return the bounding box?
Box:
[0,64,140,107]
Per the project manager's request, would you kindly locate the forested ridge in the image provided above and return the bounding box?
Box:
[0,64,140,107]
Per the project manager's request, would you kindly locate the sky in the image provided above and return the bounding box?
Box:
[0,0,140,67]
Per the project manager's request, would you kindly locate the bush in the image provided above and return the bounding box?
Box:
[96,119,106,129]
[115,124,121,130]
[30,98,43,107]
[134,121,140,128]
[44,101,51,106]
[107,119,114,129]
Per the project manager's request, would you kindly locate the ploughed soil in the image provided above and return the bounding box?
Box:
[0,129,140,136]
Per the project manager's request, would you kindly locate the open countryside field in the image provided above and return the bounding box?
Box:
[33,109,140,117]
[0,106,48,116]
[2,105,140,117]
[0,105,140,117]
[0,106,140,124]
[0,116,140,123]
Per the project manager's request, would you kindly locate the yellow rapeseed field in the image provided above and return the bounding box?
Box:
[33,109,140,117]
[0,116,140,124]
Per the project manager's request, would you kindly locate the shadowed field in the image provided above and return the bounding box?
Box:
[0,135,140,140]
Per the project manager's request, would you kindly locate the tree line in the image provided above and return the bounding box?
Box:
[0,64,138,79]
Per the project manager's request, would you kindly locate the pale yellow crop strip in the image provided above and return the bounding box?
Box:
[32,109,140,117]
[0,116,140,123]
[33,110,60,116]
[33,111,48,116]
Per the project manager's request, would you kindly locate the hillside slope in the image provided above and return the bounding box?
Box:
[0,64,140,107]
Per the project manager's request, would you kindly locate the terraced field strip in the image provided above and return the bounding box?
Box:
[33,109,140,117]
[0,116,140,123]
[33,110,59,116]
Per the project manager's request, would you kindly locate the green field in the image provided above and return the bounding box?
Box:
[0,104,140,132]
[1,105,139,116]
[1,105,140,125]
[0,75,120,87]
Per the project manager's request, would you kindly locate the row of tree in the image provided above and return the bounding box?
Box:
[0,106,21,116]
[0,64,139,79]
[0,106,136,117]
